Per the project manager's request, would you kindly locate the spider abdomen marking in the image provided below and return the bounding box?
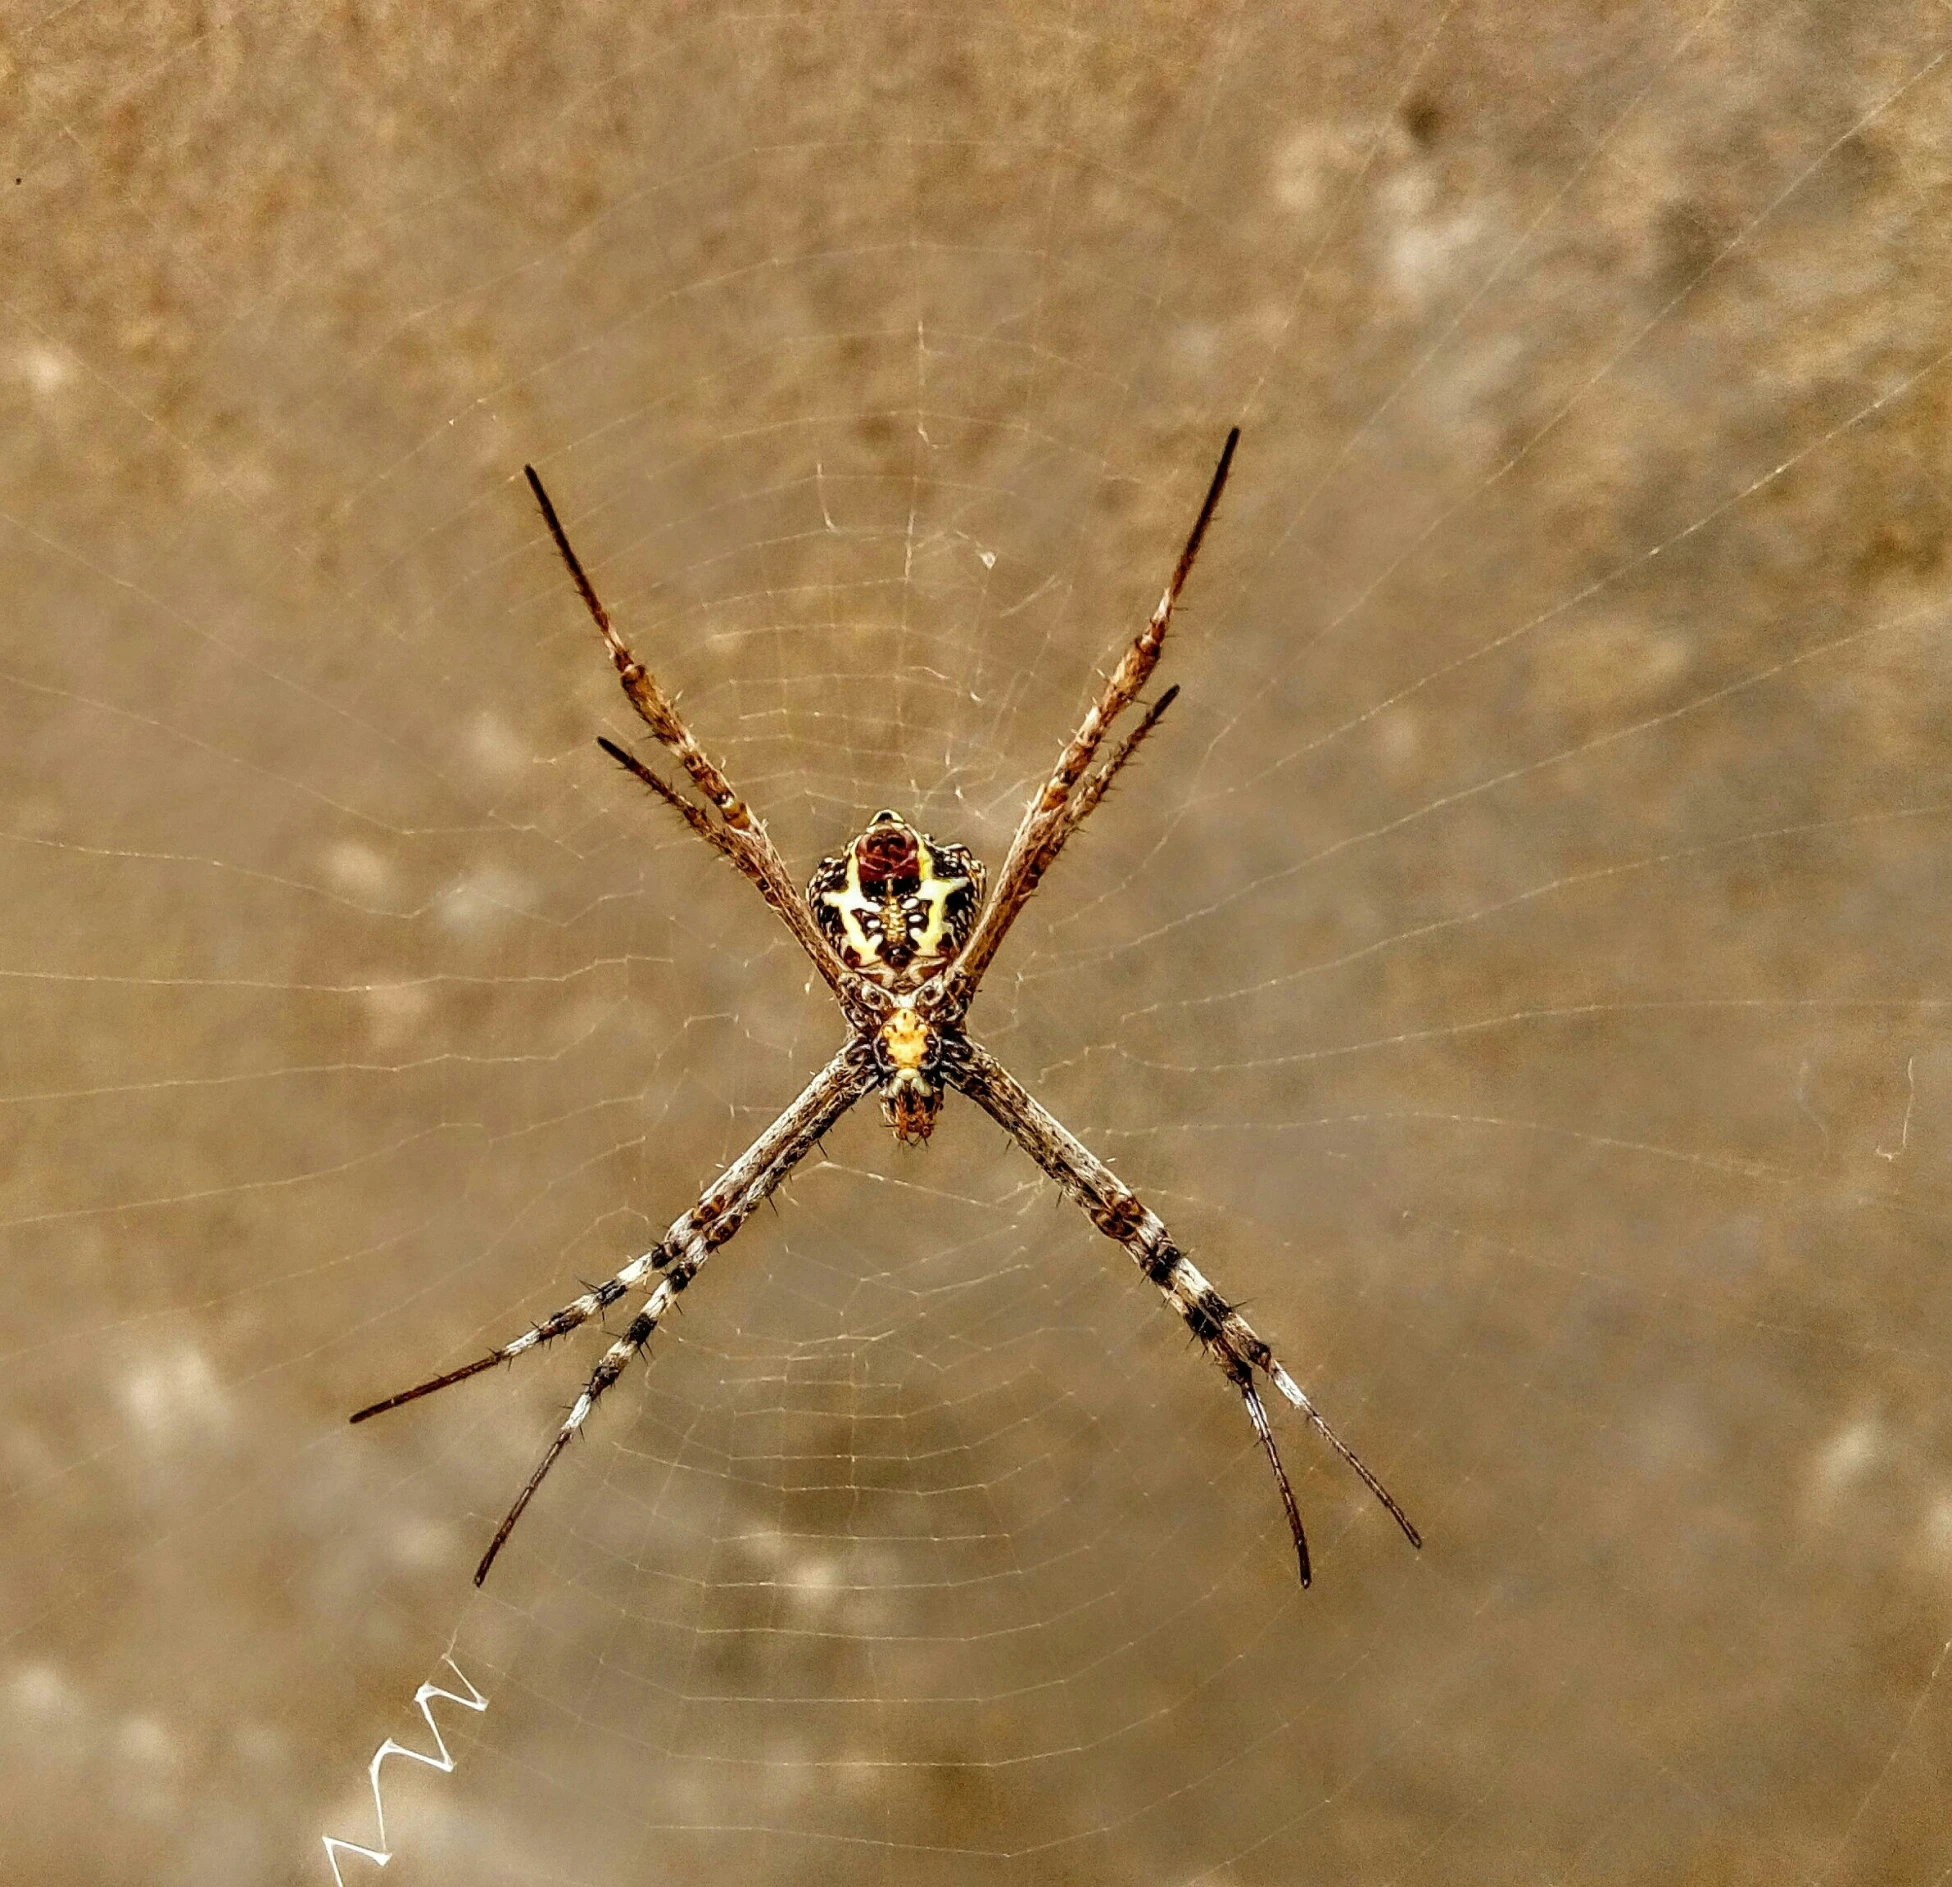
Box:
[808,810,985,990]
[875,1005,944,1143]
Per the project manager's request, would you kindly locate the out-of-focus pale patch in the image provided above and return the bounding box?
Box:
[1631,1392,1710,1471]
[9,1661,78,1718]
[766,1534,849,1621]
[437,862,532,938]
[1269,121,1370,219]
[392,1515,455,1571]
[323,838,395,901]
[1921,1492,1952,1565]
[1374,705,1422,775]
[1808,1414,1882,1514]
[1250,297,1292,345]
[1173,322,1220,372]
[1381,168,1485,311]
[117,1345,233,1448]
[468,711,532,782]
[118,1713,181,1820]
[758,1535,899,1634]
[361,980,432,1049]
[116,1713,177,1769]
[206,449,275,504]
[229,1718,287,1770]
[15,343,72,399]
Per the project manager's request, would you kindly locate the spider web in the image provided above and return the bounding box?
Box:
[5,2,1952,1881]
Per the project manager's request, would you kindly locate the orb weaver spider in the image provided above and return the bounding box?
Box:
[352,430,1420,1588]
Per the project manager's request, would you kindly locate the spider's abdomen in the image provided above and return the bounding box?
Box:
[875,1006,943,1143]
[808,811,985,990]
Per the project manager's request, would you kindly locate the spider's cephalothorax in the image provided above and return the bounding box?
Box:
[807,810,985,990]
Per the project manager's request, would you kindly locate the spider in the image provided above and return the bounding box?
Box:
[352,429,1420,1589]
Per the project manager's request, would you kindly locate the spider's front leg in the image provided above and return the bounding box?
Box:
[941,428,1237,1008]
[524,465,879,1030]
[946,1037,1418,1586]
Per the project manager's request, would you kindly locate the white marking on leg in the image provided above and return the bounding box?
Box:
[1268,1362,1307,1411]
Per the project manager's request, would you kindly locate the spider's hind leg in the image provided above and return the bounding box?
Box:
[349,1268,653,1425]
[1237,1369,1311,1586]
[351,1043,874,1587]
[474,1298,667,1585]
[1160,1238,1421,1562]
[458,1041,869,1582]
[949,1036,1420,1585]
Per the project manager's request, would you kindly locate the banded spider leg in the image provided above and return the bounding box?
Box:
[948,1038,1418,1584]
[354,1041,875,1584]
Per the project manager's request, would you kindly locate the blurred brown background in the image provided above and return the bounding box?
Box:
[5,2,1952,1881]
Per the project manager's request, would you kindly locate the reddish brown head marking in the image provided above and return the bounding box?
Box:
[808,811,985,991]
[856,815,920,890]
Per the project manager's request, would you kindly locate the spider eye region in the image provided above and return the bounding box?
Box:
[808,815,988,988]
[856,823,920,891]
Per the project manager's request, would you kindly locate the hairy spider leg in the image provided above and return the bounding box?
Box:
[596,735,738,862]
[524,465,872,1020]
[474,1046,871,1584]
[1034,683,1178,869]
[947,428,1236,1003]
[948,1037,1418,1586]
[352,1045,875,1582]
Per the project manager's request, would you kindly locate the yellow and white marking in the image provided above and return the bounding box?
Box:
[817,817,972,982]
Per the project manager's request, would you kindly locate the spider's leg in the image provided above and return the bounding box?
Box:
[1044,683,1177,856]
[475,1291,664,1584]
[1260,1357,1421,1551]
[466,1040,874,1585]
[947,1036,1417,1585]
[524,466,870,1019]
[349,1045,870,1428]
[1239,1373,1311,1586]
[946,430,1235,1002]
[349,1270,641,1423]
[596,735,737,862]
